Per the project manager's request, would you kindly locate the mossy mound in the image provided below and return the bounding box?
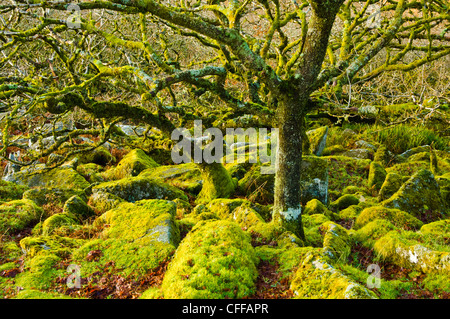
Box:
[304,126,328,156]
[139,162,202,195]
[238,164,275,203]
[101,149,159,181]
[320,222,351,263]
[76,146,115,166]
[159,219,258,299]
[374,230,450,274]
[290,250,377,299]
[92,176,188,203]
[0,199,46,234]
[378,172,403,201]
[303,199,334,220]
[420,219,450,236]
[355,206,423,231]
[6,166,90,190]
[382,169,447,219]
[353,219,398,247]
[22,187,87,207]
[62,195,95,221]
[195,162,236,205]
[41,213,79,236]
[0,180,28,201]
[368,161,387,190]
[330,194,359,211]
[19,235,85,259]
[87,190,125,214]
[76,163,105,183]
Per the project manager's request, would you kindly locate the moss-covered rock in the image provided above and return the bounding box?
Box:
[378,172,403,201]
[420,219,450,236]
[374,230,450,274]
[19,235,85,259]
[41,213,79,236]
[330,194,359,211]
[303,199,334,220]
[341,148,372,160]
[14,253,64,290]
[353,219,398,247]
[290,250,377,299]
[382,169,447,219]
[0,199,46,234]
[368,161,387,190]
[92,176,188,203]
[62,195,95,221]
[436,175,449,210]
[238,164,275,203]
[88,190,125,214]
[76,163,105,183]
[99,199,180,246]
[304,126,328,156]
[195,162,236,205]
[300,156,329,205]
[6,166,90,190]
[139,162,202,195]
[322,144,346,156]
[338,205,363,220]
[101,149,159,181]
[22,187,87,207]
[160,219,258,298]
[0,180,28,201]
[355,206,423,231]
[320,221,351,263]
[76,146,115,166]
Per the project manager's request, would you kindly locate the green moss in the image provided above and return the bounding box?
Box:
[99,199,179,246]
[92,175,188,202]
[101,148,159,180]
[238,164,275,203]
[420,219,450,236]
[381,169,447,218]
[76,163,105,183]
[0,199,46,234]
[320,222,351,263]
[422,273,450,293]
[15,289,77,299]
[11,167,90,190]
[385,161,429,176]
[76,146,115,166]
[353,219,397,247]
[0,180,28,201]
[0,241,22,263]
[378,172,403,201]
[161,220,258,299]
[303,199,334,219]
[373,145,390,167]
[14,253,64,290]
[196,162,236,205]
[139,162,202,195]
[22,187,87,207]
[338,205,362,220]
[322,144,346,156]
[368,161,387,190]
[304,126,328,156]
[41,213,78,236]
[63,195,95,220]
[290,250,377,299]
[88,190,125,214]
[374,230,450,274]
[355,206,423,231]
[330,194,359,211]
[20,235,85,259]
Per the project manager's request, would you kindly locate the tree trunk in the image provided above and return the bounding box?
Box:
[273,93,307,241]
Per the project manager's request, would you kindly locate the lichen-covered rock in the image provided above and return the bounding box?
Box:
[101,149,159,180]
[139,162,202,195]
[341,148,372,160]
[305,126,328,156]
[5,166,90,190]
[290,250,377,299]
[300,156,329,205]
[378,172,403,201]
[63,195,95,220]
[397,145,431,162]
[22,187,87,207]
[382,169,447,219]
[330,194,359,211]
[92,176,188,203]
[368,161,387,190]
[0,199,46,234]
[374,230,450,274]
[355,206,423,231]
[88,190,124,214]
[160,219,258,298]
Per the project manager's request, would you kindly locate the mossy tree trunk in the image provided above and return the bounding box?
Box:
[273,93,307,240]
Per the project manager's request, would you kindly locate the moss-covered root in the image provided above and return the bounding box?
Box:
[195,162,236,205]
[159,220,258,299]
[290,250,377,299]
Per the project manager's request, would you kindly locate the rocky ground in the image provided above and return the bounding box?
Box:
[0,116,449,299]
